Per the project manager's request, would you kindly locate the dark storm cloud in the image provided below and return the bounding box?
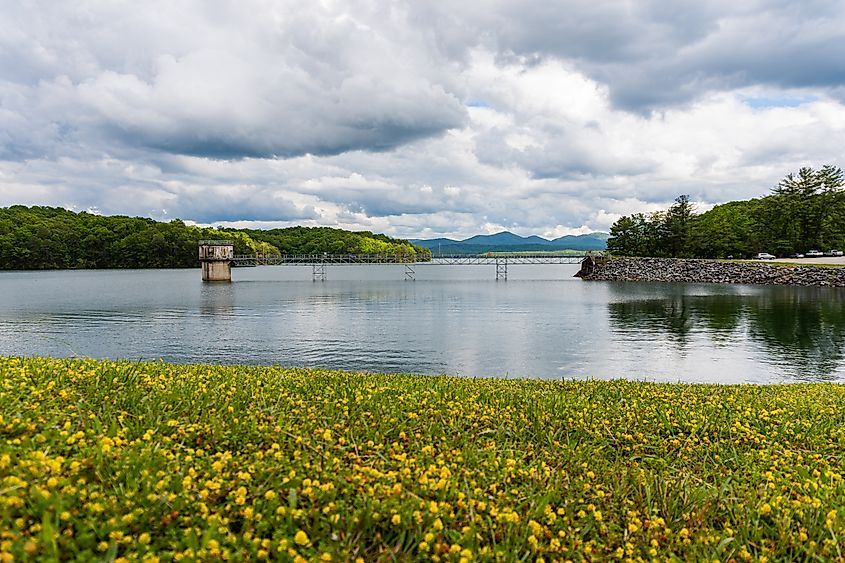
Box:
[173,197,317,224]
[4,0,842,162]
[0,2,467,161]
[295,177,483,218]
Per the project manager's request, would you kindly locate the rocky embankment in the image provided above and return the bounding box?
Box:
[576,256,845,287]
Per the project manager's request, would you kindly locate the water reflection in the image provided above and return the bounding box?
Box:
[747,288,845,381]
[4,268,845,382]
[607,283,845,379]
[200,283,235,317]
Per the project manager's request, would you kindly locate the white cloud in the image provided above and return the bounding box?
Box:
[1,1,845,238]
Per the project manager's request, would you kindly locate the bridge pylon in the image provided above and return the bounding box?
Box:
[495,257,508,281]
[312,262,326,282]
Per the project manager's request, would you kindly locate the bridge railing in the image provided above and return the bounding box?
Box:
[199,239,234,246]
[232,253,425,264]
[230,252,595,266]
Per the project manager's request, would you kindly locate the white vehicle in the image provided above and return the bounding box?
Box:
[755,253,776,260]
[826,249,843,257]
[806,249,824,257]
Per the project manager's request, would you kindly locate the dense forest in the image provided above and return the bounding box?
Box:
[607,165,845,258]
[241,226,425,256]
[0,206,429,270]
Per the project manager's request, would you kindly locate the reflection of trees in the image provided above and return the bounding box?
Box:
[606,283,745,349]
[746,287,845,381]
[606,283,845,380]
[698,296,745,336]
[608,295,696,347]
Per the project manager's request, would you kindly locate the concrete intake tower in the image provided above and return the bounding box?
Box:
[199,240,234,282]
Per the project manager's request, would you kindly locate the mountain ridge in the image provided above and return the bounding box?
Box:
[410,231,608,254]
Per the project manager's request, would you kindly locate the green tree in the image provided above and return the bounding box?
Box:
[688,200,758,258]
[664,195,695,257]
[607,166,845,258]
[0,206,430,270]
[607,216,639,256]
[770,165,845,252]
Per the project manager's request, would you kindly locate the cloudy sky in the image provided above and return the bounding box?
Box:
[2,0,845,239]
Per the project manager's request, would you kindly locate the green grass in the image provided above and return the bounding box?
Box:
[765,261,845,269]
[2,357,845,561]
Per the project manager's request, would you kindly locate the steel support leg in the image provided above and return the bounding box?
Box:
[496,258,508,281]
[312,262,326,282]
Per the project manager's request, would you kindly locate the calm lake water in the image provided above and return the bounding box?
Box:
[3,264,845,383]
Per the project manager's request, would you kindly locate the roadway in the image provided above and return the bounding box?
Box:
[758,256,845,266]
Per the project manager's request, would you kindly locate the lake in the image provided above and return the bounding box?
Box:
[3,264,845,383]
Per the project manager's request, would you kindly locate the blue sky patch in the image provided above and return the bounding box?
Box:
[741,93,820,109]
[465,99,490,108]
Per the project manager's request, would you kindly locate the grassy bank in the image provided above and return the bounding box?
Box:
[2,358,845,561]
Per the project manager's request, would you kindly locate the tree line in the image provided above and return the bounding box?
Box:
[0,206,430,270]
[607,165,845,258]
[237,226,426,256]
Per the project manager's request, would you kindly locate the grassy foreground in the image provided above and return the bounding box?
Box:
[2,359,845,562]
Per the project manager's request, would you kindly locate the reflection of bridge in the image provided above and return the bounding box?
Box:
[231,253,591,281]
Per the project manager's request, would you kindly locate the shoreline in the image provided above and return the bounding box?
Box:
[578,256,845,287]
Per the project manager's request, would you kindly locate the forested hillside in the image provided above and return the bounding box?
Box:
[244,226,425,256]
[0,206,429,269]
[607,165,845,258]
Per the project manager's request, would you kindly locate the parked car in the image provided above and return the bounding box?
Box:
[755,252,776,260]
[789,253,805,258]
[825,249,843,257]
[806,249,824,257]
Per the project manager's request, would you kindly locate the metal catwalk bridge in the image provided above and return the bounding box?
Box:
[230,253,592,281]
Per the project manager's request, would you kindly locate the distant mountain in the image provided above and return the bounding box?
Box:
[410,231,608,254]
[551,233,610,250]
[460,232,551,246]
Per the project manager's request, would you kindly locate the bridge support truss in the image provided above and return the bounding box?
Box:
[495,257,508,281]
[312,262,326,282]
[222,251,594,282]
